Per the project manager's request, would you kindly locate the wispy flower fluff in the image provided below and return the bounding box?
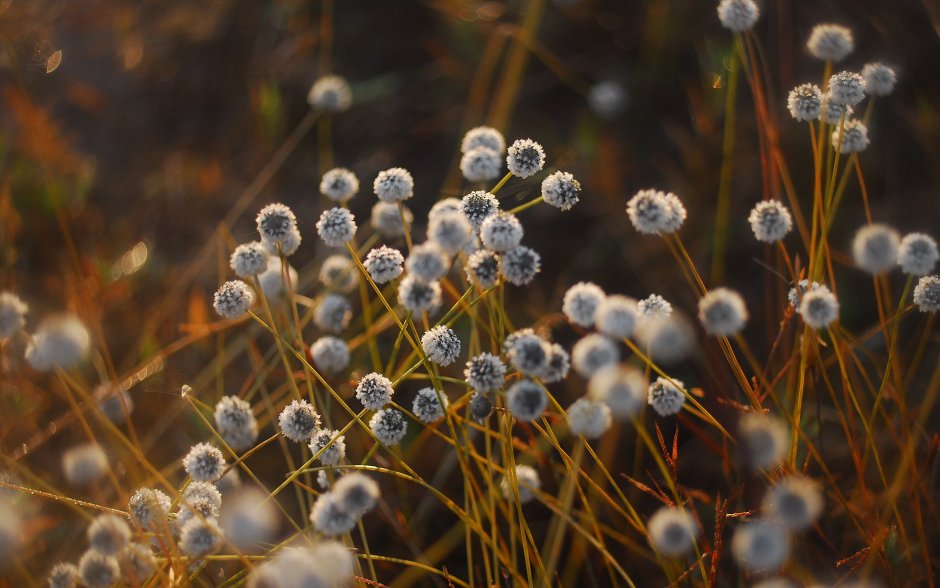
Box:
[460,146,502,182]
[428,210,473,255]
[563,282,606,327]
[257,257,298,298]
[229,242,268,278]
[588,364,647,420]
[852,224,900,273]
[469,392,494,422]
[278,399,321,442]
[47,562,79,588]
[179,517,223,558]
[371,201,412,237]
[78,551,119,588]
[369,408,408,445]
[356,372,395,410]
[807,24,854,62]
[307,75,352,112]
[832,119,869,153]
[465,250,501,289]
[465,353,506,392]
[500,465,540,504]
[913,275,940,312]
[505,329,550,376]
[731,520,791,571]
[626,189,686,234]
[25,315,91,372]
[648,506,699,557]
[320,168,359,202]
[212,280,254,320]
[421,326,461,366]
[461,126,506,154]
[406,242,450,282]
[480,213,524,252]
[500,245,541,286]
[820,93,853,124]
[636,314,694,364]
[333,473,380,515]
[506,138,546,178]
[178,482,223,524]
[828,71,866,106]
[763,475,823,531]
[0,292,27,339]
[540,343,571,383]
[799,286,839,329]
[183,443,225,482]
[749,200,793,242]
[256,203,300,255]
[717,0,759,31]
[595,295,639,338]
[898,233,939,275]
[128,488,171,528]
[571,333,620,378]
[567,398,612,439]
[310,493,357,536]
[62,443,108,486]
[373,167,414,202]
[412,388,448,423]
[638,294,673,319]
[316,207,357,247]
[862,62,897,96]
[314,294,352,334]
[310,336,350,374]
[541,171,582,211]
[506,379,548,422]
[398,275,442,314]
[213,396,257,452]
[698,288,748,336]
[740,413,788,469]
[309,429,346,466]
[319,255,358,293]
[461,190,499,230]
[787,83,823,121]
[364,246,405,284]
[87,514,130,556]
[648,377,685,417]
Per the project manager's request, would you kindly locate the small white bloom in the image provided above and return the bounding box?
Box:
[541,171,582,211]
[373,167,414,202]
[717,0,759,32]
[852,224,900,273]
[698,287,748,336]
[648,506,699,557]
[807,24,854,62]
[566,398,611,439]
[571,333,620,378]
[898,233,939,276]
[648,377,685,417]
[748,200,793,243]
[500,464,540,503]
[506,139,546,178]
[307,75,352,112]
[316,207,357,247]
[364,245,405,284]
[319,168,359,202]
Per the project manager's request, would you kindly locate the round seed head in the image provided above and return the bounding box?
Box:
[862,62,897,96]
[749,200,794,243]
[314,294,352,334]
[212,280,254,320]
[460,147,502,182]
[763,475,823,531]
[256,203,298,245]
[356,372,395,410]
[309,336,350,375]
[214,396,258,452]
[307,75,352,112]
[179,517,223,558]
[78,551,119,588]
[563,282,606,327]
[626,189,686,234]
[539,343,571,383]
[469,392,494,422]
[370,201,413,237]
[731,520,791,571]
[566,397,612,439]
[229,242,268,278]
[541,171,582,211]
[332,473,380,515]
[635,314,694,364]
[421,326,462,367]
[406,242,450,282]
[698,287,748,336]
[480,212,524,252]
[278,400,321,442]
[571,333,620,378]
[820,93,853,124]
[128,488,171,528]
[364,246,405,284]
[373,167,414,202]
[310,493,357,536]
[461,126,506,154]
[717,0,759,31]
[429,197,463,219]
[898,233,939,275]
[499,245,541,286]
[595,295,639,338]
[648,377,686,417]
[319,254,359,293]
[638,294,673,319]
[500,465,540,504]
[831,119,869,153]
[182,443,225,482]
[309,429,346,466]
[25,315,91,372]
[62,444,108,487]
[398,275,442,314]
[913,275,940,312]
[316,207,357,247]
[588,364,647,420]
[787,83,823,121]
[464,353,507,393]
[320,167,359,202]
[257,257,298,298]
[460,191,499,230]
[412,387,448,424]
[506,138,546,178]
[428,210,473,255]
[47,562,79,588]
[828,71,865,106]
[739,413,788,470]
[648,507,699,557]
[465,249,501,289]
[369,408,408,445]
[852,224,900,273]
[0,292,27,340]
[506,379,548,421]
[807,24,854,62]
[87,514,130,556]
[506,330,551,376]
[798,286,839,329]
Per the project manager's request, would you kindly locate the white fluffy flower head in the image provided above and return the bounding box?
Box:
[648,377,685,417]
[541,171,582,211]
[852,224,900,273]
[480,212,524,252]
[25,315,91,371]
[0,291,27,339]
[278,399,321,442]
[698,287,748,336]
[506,379,548,422]
[787,83,823,122]
[828,71,865,106]
[566,398,612,439]
[913,275,940,313]
[356,372,395,410]
[369,408,408,445]
[717,0,759,32]
[421,326,462,366]
[316,207,357,247]
[563,282,606,327]
[320,168,359,202]
[862,62,897,96]
[506,138,546,178]
[749,200,793,242]
[898,233,939,275]
[807,24,854,62]
[364,245,405,284]
[310,336,350,374]
[182,443,225,482]
[571,333,620,378]
[460,147,502,182]
[462,126,506,154]
[373,167,414,202]
[307,75,352,112]
[648,506,699,557]
[500,245,541,286]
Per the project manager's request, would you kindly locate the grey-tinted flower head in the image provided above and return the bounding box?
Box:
[461,126,506,154]
[412,388,448,423]
[763,475,823,531]
[506,379,548,422]
[465,250,501,289]
[913,275,940,313]
[406,242,450,282]
[626,189,686,234]
[25,315,91,372]
[832,119,869,153]
[862,62,897,96]
[571,333,620,378]
[0,292,27,340]
[898,232,939,276]
[731,519,791,571]
[257,257,298,298]
[541,171,582,211]
[373,167,414,202]
[717,0,759,32]
[256,203,297,244]
[429,197,463,220]
[428,210,473,256]
[179,517,223,558]
[47,561,79,588]
[786,83,823,122]
[319,254,358,293]
[469,392,494,422]
[506,138,546,178]
[500,465,540,503]
[212,280,254,320]
[87,514,130,556]
[369,408,408,445]
[316,207,357,247]
[356,372,395,410]
[480,212,524,252]
[229,242,268,278]
[798,285,839,329]
[309,429,346,466]
[506,330,551,376]
[398,275,442,314]
[364,246,404,285]
[807,24,854,62]
[310,493,357,536]
[460,147,503,183]
[128,488,171,529]
[595,295,639,338]
[214,395,258,452]
[852,224,900,273]
[638,293,673,319]
[371,201,412,237]
[636,314,694,364]
[739,412,788,469]
[820,93,853,125]
[182,442,225,482]
[78,551,119,588]
[588,364,647,420]
[278,399,321,442]
[310,336,350,375]
[465,352,507,392]
[333,473,380,515]
[62,443,107,486]
[314,294,352,334]
[828,71,865,106]
[539,343,571,383]
[421,326,461,367]
[567,397,612,439]
[184,481,223,511]
[461,190,499,230]
[307,75,352,112]
[563,282,606,327]
[648,506,699,557]
[500,245,541,286]
[749,200,793,243]
[648,377,685,417]
[698,287,748,336]
[320,168,359,202]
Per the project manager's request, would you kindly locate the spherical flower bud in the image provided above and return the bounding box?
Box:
[319,255,358,293]
[182,443,225,482]
[184,481,223,511]
[412,387,448,423]
[648,377,685,417]
[638,293,673,319]
[364,246,405,284]
[278,399,321,442]
[87,514,130,556]
[371,201,412,237]
[213,280,254,320]
[78,551,119,588]
[539,343,571,383]
[739,413,788,470]
[332,472,380,515]
[648,506,699,557]
[469,392,494,422]
[595,295,639,338]
[461,126,506,154]
[229,242,268,278]
[0,292,27,339]
[464,352,506,392]
[256,203,300,255]
[913,275,940,312]
[25,315,91,371]
[214,395,258,452]
[749,200,793,243]
[499,245,541,286]
[541,171,582,211]
[828,71,865,106]
[588,364,647,420]
[898,232,939,275]
[563,282,606,327]
[460,190,499,230]
[787,278,823,308]
[731,520,790,571]
[179,517,223,558]
[310,493,356,536]
[465,250,501,289]
[500,465,540,503]
[626,189,686,234]
[852,224,900,273]
[717,0,759,32]
[309,429,346,466]
[787,83,823,122]
[421,326,461,366]
[862,62,897,97]
[309,336,350,375]
[398,275,442,314]
[314,294,352,334]
[480,212,524,252]
[571,333,620,378]
[316,207,357,247]
[369,408,408,445]
[820,93,853,124]
[503,329,549,374]
[460,146,502,182]
[356,372,395,410]
[373,167,414,202]
[320,168,359,202]
[406,242,450,282]
[831,119,869,153]
[807,24,854,62]
[307,75,352,112]
[636,314,694,364]
[429,197,463,219]
[62,443,107,486]
[566,397,612,439]
[47,562,79,588]
[506,138,545,178]
[798,286,839,329]
[698,287,748,336]
[506,379,548,422]
[257,257,298,298]
[428,211,473,256]
[763,475,823,531]
[128,488,171,528]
